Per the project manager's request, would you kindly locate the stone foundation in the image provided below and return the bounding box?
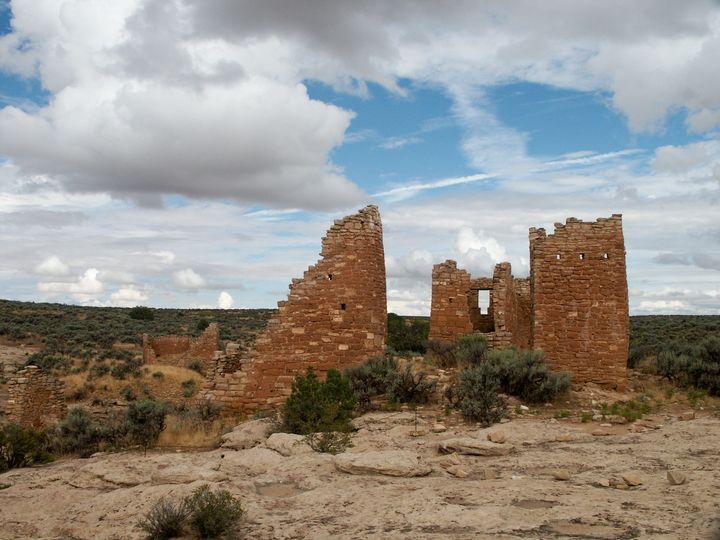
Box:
[143,323,220,373]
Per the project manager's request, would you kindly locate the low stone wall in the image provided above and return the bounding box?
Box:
[143,323,220,372]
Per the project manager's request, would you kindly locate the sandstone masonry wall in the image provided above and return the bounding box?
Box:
[143,323,220,372]
[529,215,628,389]
[429,260,474,342]
[203,205,387,414]
[4,366,66,428]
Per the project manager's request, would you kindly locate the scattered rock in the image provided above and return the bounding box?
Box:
[553,432,574,442]
[151,464,228,485]
[487,431,507,444]
[598,478,611,487]
[500,418,511,424]
[599,423,612,427]
[437,453,463,468]
[431,423,447,433]
[438,438,514,456]
[445,465,468,478]
[221,418,273,450]
[607,415,628,425]
[519,405,530,412]
[679,411,695,421]
[334,451,432,477]
[667,471,687,485]
[592,414,603,421]
[551,469,571,481]
[622,472,643,487]
[265,433,313,457]
[592,429,612,437]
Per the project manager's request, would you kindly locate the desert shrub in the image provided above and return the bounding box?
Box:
[125,399,170,454]
[122,386,137,402]
[387,365,436,405]
[281,368,355,435]
[489,348,571,403]
[137,497,190,540]
[0,424,53,472]
[196,319,210,332]
[426,339,457,368]
[91,362,110,378]
[304,431,353,454]
[110,357,142,380]
[452,362,506,426]
[345,355,399,409]
[194,399,222,422]
[152,371,164,379]
[181,379,198,398]
[23,348,70,373]
[184,485,243,539]
[387,313,429,353]
[51,407,105,457]
[656,349,689,382]
[187,360,204,375]
[627,345,652,369]
[686,336,720,395]
[456,334,489,367]
[600,399,651,422]
[129,306,155,321]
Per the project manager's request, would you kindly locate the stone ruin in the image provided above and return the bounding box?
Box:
[4,365,66,428]
[143,322,220,373]
[200,205,387,413]
[430,215,629,390]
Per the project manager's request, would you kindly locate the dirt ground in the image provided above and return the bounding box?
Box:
[1,400,719,540]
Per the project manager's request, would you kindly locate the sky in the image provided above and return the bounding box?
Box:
[0,0,719,315]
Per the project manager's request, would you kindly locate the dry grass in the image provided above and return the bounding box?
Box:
[62,364,205,404]
[157,415,229,448]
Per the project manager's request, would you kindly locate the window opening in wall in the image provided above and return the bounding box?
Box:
[328,274,333,280]
[556,253,561,260]
[603,253,609,259]
[340,303,346,311]
[449,298,453,304]
[579,253,585,260]
[477,290,490,314]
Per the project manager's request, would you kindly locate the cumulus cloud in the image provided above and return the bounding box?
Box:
[110,285,149,307]
[217,291,234,309]
[173,268,206,289]
[35,255,70,276]
[37,268,104,303]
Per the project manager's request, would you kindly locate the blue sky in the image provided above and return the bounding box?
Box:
[0,1,719,314]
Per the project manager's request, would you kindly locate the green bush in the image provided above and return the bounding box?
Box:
[0,424,54,472]
[125,399,170,454]
[181,379,198,398]
[489,348,571,403]
[452,362,506,426]
[426,339,457,368]
[51,407,106,457]
[304,431,353,454]
[187,360,204,375]
[387,365,436,405]
[23,348,70,373]
[185,485,243,539]
[345,355,399,410]
[387,313,429,353]
[138,497,190,540]
[656,337,720,395]
[196,319,210,332]
[456,334,489,367]
[280,368,356,435]
[129,306,155,321]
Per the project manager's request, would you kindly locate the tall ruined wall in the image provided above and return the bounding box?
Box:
[143,323,220,372]
[204,205,387,413]
[513,278,532,349]
[429,260,474,342]
[529,215,628,389]
[4,366,66,428]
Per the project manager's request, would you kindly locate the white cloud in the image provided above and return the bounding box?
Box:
[217,291,234,309]
[110,285,149,307]
[35,255,70,276]
[37,268,104,303]
[172,268,206,290]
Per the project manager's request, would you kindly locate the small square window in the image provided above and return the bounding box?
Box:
[603,253,609,259]
[579,253,585,260]
[556,253,561,260]
[340,303,346,311]
[327,273,333,280]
